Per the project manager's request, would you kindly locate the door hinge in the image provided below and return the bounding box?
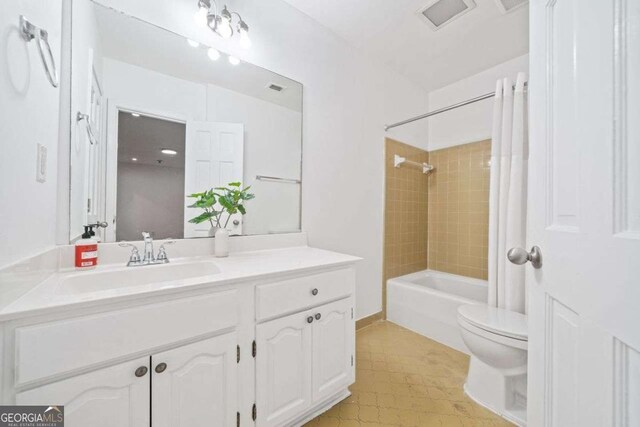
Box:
[351,307,354,319]
[237,411,240,427]
[252,403,257,421]
[351,355,354,366]
[237,345,240,363]
[252,340,256,358]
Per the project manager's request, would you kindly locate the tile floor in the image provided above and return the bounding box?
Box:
[304,321,513,427]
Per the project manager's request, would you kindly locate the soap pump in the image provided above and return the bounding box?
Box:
[75,225,99,268]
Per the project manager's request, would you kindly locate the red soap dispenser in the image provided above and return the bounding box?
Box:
[75,225,99,268]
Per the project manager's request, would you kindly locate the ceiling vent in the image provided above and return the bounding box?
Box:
[267,83,286,92]
[494,0,528,14]
[417,0,476,31]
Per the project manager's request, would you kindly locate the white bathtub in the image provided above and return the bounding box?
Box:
[387,269,487,354]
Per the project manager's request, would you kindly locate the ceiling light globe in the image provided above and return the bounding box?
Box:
[207,47,221,61]
[193,7,208,26]
[239,30,251,49]
[218,21,233,39]
[228,55,240,66]
[187,39,200,48]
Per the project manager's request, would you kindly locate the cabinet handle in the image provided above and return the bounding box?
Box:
[135,366,148,377]
[311,288,318,296]
[155,362,167,374]
[307,316,314,324]
[315,313,321,320]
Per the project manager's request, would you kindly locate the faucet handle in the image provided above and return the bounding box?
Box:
[119,242,141,264]
[141,231,151,240]
[156,239,175,262]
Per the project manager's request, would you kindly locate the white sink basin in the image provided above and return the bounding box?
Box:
[56,261,221,295]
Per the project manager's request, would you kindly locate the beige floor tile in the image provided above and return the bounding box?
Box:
[305,322,513,427]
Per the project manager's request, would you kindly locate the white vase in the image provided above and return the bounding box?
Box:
[208,226,218,237]
[214,228,229,257]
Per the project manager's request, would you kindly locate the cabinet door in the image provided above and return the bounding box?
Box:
[256,310,313,427]
[16,357,150,427]
[152,332,237,427]
[311,298,355,403]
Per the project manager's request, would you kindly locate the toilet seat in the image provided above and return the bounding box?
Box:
[458,304,528,341]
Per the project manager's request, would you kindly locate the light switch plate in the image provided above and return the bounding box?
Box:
[36,144,47,183]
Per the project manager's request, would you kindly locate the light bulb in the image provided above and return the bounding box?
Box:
[207,47,221,61]
[239,29,251,49]
[187,39,199,48]
[193,7,208,26]
[218,21,233,39]
[228,55,240,66]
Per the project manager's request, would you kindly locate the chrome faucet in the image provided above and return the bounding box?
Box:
[142,232,155,263]
[119,232,175,267]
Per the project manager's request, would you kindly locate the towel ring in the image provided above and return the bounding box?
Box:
[77,112,98,145]
[20,15,58,88]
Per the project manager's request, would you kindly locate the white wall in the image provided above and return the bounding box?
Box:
[427,54,529,151]
[94,0,430,319]
[0,1,62,268]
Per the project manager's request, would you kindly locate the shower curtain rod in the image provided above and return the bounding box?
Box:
[384,82,528,131]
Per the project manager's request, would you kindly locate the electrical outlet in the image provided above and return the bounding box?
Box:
[36,144,47,183]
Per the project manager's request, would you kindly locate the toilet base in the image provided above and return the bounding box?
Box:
[464,356,527,426]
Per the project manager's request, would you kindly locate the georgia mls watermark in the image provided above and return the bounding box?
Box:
[0,406,63,427]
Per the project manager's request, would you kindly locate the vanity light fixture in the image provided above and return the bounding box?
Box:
[228,55,240,65]
[187,39,200,47]
[161,149,178,156]
[195,0,251,48]
[131,158,138,162]
[207,47,221,61]
[131,112,140,117]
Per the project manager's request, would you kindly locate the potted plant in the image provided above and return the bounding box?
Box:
[187,183,255,251]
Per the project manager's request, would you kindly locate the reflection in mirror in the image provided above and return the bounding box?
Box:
[69,0,302,243]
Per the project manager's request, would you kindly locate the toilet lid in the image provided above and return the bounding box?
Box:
[458,304,528,341]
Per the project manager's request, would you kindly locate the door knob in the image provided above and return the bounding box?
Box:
[311,288,319,296]
[155,362,167,373]
[507,246,542,269]
[135,366,148,377]
[315,313,321,320]
[307,316,314,324]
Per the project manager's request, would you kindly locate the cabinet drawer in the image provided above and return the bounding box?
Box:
[256,268,354,321]
[15,289,237,386]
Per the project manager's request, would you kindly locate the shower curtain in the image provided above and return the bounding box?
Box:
[487,73,528,313]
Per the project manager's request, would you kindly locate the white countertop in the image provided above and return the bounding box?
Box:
[0,246,360,321]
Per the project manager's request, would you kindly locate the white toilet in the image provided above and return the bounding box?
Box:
[457,304,528,426]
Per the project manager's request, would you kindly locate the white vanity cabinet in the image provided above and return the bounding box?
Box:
[16,357,151,427]
[2,252,358,427]
[255,269,356,427]
[152,332,238,427]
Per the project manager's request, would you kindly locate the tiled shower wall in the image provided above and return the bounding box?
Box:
[427,140,491,280]
[383,139,491,314]
[383,139,429,315]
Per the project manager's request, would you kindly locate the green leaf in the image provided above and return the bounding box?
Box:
[228,182,241,187]
[237,205,246,215]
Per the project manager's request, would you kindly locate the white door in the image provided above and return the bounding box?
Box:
[16,357,150,427]
[528,0,640,426]
[256,310,313,427]
[184,121,244,238]
[311,298,355,403]
[152,333,237,427]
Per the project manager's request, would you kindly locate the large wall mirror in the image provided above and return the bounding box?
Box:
[69,0,302,243]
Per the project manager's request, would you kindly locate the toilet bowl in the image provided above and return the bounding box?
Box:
[457,304,528,426]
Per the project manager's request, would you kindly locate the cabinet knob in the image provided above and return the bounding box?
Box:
[155,362,167,374]
[307,316,314,324]
[311,288,319,296]
[315,313,321,320]
[135,366,148,377]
